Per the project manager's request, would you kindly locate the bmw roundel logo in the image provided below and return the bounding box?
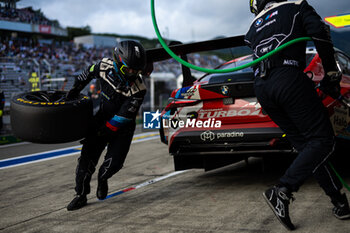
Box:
[221,86,229,95]
[255,18,263,27]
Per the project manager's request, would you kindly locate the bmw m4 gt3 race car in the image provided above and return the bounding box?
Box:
[157,44,350,171]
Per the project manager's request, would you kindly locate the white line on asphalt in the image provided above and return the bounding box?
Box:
[0,132,159,170]
[104,170,188,200]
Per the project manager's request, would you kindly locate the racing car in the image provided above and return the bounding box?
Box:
[147,36,350,171]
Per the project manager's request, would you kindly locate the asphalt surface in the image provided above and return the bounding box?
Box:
[0,133,350,233]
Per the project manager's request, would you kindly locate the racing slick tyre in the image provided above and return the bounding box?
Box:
[10,91,93,143]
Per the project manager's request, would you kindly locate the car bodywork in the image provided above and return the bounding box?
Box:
[146,36,350,171]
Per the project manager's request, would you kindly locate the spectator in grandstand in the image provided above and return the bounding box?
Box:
[18,76,26,86]
[0,66,3,81]
[0,36,223,89]
[0,6,58,26]
[66,40,150,211]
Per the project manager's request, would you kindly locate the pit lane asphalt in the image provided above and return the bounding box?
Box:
[0,132,349,233]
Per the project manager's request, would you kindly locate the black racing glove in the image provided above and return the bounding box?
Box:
[318,71,342,99]
[96,125,109,137]
[66,69,92,100]
[96,123,117,137]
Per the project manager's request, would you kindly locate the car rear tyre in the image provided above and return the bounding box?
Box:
[10,91,93,143]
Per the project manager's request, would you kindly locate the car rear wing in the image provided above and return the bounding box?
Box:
[146,35,247,87]
[146,35,245,63]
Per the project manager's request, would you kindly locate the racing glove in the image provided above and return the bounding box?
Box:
[65,69,92,100]
[318,71,342,100]
[96,124,113,137]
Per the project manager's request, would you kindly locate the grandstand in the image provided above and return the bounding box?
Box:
[0,0,17,9]
[0,0,71,104]
[0,0,226,136]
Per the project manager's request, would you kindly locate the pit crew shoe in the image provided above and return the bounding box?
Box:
[96,179,108,200]
[263,186,295,231]
[67,195,87,211]
[332,193,350,220]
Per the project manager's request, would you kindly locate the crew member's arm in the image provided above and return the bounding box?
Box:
[244,35,260,76]
[300,0,337,73]
[105,90,146,132]
[300,1,342,98]
[66,63,100,100]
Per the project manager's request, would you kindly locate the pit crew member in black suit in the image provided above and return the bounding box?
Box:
[245,0,350,230]
[66,40,150,211]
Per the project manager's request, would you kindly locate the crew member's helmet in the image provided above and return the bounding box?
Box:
[249,0,285,15]
[113,40,147,81]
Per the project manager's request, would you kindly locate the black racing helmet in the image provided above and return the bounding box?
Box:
[250,0,285,15]
[113,40,147,80]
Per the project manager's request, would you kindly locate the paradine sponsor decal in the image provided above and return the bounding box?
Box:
[200,130,244,141]
[217,131,244,139]
[200,130,215,141]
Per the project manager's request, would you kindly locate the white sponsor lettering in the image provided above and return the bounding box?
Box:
[283,59,299,66]
[200,130,244,141]
[198,109,261,118]
[260,44,273,54]
[257,19,276,32]
[217,132,244,139]
[163,118,222,129]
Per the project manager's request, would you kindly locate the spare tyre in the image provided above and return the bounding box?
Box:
[10,91,93,143]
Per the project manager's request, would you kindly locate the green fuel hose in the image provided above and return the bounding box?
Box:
[151,0,350,192]
[150,0,311,74]
[329,162,350,192]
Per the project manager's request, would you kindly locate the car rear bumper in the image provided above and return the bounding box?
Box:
[169,127,294,155]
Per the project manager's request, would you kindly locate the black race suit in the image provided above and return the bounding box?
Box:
[71,58,146,195]
[245,0,342,197]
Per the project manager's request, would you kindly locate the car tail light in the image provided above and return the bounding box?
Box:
[164,98,200,111]
[269,138,279,146]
